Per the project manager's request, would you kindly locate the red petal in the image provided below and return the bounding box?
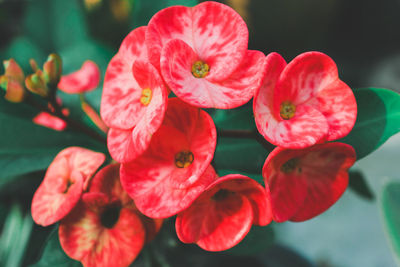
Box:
[31,167,83,226]
[315,80,357,140]
[176,189,253,251]
[121,163,217,219]
[31,147,105,226]
[263,143,356,222]
[33,112,67,131]
[274,52,338,106]
[254,52,287,144]
[103,61,167,163]
[59,202,145,267]
[161,40,265,108]
[213,175,272,226]
[262,147,308,222]
[58,60,100,94]
[290,143,356,221]
[101,27,151,129]
[89,164,132,206]
[146,2,248,80]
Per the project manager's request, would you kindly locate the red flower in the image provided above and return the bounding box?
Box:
[253,52,357,148]
[31,147,105,226]
[59,164,146,267]
[176,174,272,251]
[101,26,168,163]
[147,1,265,109]
[120,98,217,218]
[262,143,356,222]
[58,60,100,94]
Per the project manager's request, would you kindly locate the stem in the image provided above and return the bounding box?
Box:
[49,93,107,143]
[25,90,107,144]
[218,129,275,151]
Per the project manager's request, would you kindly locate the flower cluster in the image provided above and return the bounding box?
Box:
[29,1,358,266]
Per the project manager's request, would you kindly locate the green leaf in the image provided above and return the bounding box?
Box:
[30,230,81,267]
[340,88,400,160]
[0,204,33,267]
[0,111,106,178]
[381,181,400,265]
[212,102,256,130]
[348,170,375,201]
[224,225,275,256]
[132,0,198,28]
[214,138,271,174]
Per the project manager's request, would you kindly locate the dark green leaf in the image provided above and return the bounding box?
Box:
[132,0,198,28]
[224,225,275,256]
[0,112,106,178]
[0,204,33,267]
[214,138,271,174]
[30,230,81,267]
[212,102,255,130]
[340,88,400,160]
[381,181,400,264]
[348,170,375,201]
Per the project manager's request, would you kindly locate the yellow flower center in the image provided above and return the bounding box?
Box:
[174,150,194,168]
[191,61,210,78]
[140,88,152,106]
[280,101,296,120]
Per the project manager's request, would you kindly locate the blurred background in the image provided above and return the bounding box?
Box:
[0,0,400,266]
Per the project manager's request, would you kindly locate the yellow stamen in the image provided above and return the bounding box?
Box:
[280,101,296,120]
[174,150,194,168]
[140,88,152,106]
[191,61,210,78]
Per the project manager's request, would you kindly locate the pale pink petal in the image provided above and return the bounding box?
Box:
[58,60,100,94]
[315,80,357,140]
[254,52,287,144]
[161,40,263,108]
[273,105,328,148]
[100,27,149,129]
[146,1,248,80]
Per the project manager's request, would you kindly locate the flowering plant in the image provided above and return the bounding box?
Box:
[1,1,400,266]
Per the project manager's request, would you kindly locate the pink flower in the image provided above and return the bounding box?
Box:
[146,1,266,109]
[31,147,105,226]
[176,174,272,251]
[101,26,168,163]
[262,143,356,222]
[120,98,217,218]
[254,52,357,148]
[59,164,146,267]
[58,60,100,94]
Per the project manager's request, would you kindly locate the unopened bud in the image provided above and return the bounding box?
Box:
[0,75,25,103]
[3,59,24,83]
[25,70,48,97]
[43,53,62,86]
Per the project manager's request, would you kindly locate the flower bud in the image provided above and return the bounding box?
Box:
[43,53,62,87]
[3,59,25,83]
[25,70,48,97]
[0,75,25,103]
